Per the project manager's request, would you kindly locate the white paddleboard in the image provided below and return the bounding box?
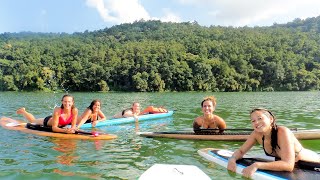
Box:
[139,164,211,180]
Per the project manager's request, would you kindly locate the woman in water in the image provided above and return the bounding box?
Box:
[227,108,320,178]
[76,99,106,129]
[193,96,226,132]
[16,94,78,133]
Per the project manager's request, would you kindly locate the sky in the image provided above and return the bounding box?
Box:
[0,0,320,34]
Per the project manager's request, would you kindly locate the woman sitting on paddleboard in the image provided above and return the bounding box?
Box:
[113,102,168,119]
[16,94,78,134]
[227,108,320,178]
[76,99,106,129]
[193,96,227,132]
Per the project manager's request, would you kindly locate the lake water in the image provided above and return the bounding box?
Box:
[0,91,319,180]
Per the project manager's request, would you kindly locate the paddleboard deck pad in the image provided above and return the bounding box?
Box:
[77,110,174,128]
[139,164,211,180]
[138,129,320,141]
[198,148,320,180]
[0,117,117,140]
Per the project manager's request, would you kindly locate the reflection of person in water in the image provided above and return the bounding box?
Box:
[52,139,78,166]
[51,138,102,179]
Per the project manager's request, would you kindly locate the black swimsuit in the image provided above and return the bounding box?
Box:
[262,136,277,157]
[122,108,133,117]
[262,135,302,160]
[85,115,98,123]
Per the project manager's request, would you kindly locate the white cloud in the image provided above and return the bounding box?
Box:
[86,0,150,23]
[86,0,320,27]
[86,0,182,24]
[160,9,181,23]
[177,0,320,26]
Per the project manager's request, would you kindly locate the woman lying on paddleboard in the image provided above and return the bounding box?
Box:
[76,99,106,129]
[113,102,168,119]
[227,108,320,178]
[193,96,227,132]
[16,94,78,134]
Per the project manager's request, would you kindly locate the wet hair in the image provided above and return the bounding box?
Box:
[60,94,75,109]
[201,96,217,107]
[88,99,101,111]
[250,108,280,154]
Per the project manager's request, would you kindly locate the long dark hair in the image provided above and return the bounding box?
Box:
[88,99,101,111]
[60,94,75,109]
[251,108,280,154]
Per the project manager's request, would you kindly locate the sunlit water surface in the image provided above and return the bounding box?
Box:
[0,91,319,179]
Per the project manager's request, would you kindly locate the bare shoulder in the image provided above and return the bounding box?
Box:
[194,116,203,122]
[214,115,226,125]
[214,114,225,121]
[53,107,61,113]
[72,107,79,114]
[277,126,292,137]
[249,130,262,143]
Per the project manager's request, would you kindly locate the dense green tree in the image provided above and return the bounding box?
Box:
[1,18,320,92]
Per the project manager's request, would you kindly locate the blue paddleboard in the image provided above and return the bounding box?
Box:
[77,111,174,128]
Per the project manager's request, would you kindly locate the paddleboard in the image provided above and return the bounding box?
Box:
[0,117,117,140]
[138,129,320,141]
[77,110,174,128]
[198,148,320,180]
[139,164,211,180]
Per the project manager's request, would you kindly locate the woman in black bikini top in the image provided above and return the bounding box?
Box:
[227,108,320,178]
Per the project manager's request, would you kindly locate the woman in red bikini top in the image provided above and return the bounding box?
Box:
[51,94,78,133]
[16,94,78,134]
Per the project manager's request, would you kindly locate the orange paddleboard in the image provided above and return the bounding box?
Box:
[0,116,117,140]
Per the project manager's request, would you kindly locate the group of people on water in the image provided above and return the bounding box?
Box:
[192,95,320,178]
[16,94,168,132]
[16,94,320,178]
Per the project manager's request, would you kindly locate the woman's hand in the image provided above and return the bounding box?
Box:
[227,158,237,172]
[92,120,97,127]
[64,128,75,134]
[133,114,139,121]
[242,163,258,178]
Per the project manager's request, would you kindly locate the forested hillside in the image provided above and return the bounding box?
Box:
[1,17,320,92]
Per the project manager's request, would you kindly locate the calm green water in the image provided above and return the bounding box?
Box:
[0,91,319,180]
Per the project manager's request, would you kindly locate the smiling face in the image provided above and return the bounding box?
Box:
[92,101,101,112]
[250,110,273,133]
[132,102,140,114]
[202,100,215,115]
[61,96,74,110]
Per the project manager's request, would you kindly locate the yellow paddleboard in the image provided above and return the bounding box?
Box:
[0,116,117,140]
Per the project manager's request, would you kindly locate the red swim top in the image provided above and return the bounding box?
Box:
[59,109,73,126]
